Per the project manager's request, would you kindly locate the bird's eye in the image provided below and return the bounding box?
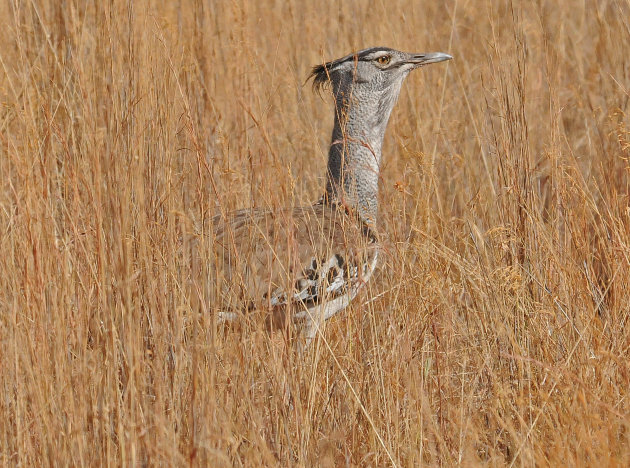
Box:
[376,55,391,65]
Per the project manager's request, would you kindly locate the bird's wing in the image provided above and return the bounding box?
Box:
[209,204,378,327]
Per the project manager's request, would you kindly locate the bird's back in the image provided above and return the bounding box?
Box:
[209,202,378,329]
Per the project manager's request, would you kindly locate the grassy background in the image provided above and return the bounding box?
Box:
[1,0,629,465]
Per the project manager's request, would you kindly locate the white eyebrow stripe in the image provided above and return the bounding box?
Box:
[367,51,390,60]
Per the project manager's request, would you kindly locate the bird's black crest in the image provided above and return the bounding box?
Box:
[308,52,358,93]
[309,60,339,94]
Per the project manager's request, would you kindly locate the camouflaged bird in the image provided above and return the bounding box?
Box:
[212,47,452,344]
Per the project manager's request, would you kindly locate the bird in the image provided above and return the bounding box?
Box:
[211,47,452,345]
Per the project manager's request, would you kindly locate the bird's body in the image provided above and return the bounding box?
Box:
[211,202,378,339]
[212,47,451,343]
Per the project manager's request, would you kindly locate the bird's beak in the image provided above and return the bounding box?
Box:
[408,52,452,67]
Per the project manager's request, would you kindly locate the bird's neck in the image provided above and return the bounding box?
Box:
[324,87,400,225]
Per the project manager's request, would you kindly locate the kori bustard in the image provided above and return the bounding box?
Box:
[212,47,451,344]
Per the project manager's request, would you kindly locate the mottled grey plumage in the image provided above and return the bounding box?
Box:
[215,47,451,344]
[311,47,452,225]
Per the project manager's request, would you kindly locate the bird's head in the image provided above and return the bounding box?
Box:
[310,47,452,100]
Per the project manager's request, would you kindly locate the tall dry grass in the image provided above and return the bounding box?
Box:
[1,0,629,465]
